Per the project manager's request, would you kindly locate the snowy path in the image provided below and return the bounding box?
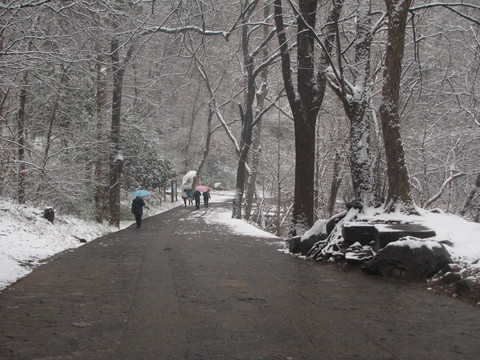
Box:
[0,202,479,359]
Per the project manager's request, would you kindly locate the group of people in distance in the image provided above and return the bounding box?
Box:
[182,187,211,210]
[131,186,212,229]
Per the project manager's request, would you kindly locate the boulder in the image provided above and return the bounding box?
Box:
[288,233,328,256]
[440,272,462,285]
[373,223,436,250]
[43,207,55,223]
[288,236,302,254]
[342,223,376,246]
[342,222,436,250]
[362,237,451,282]
[456,279,475,296]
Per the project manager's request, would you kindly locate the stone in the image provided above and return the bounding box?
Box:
[288,233,327,256]
[43,208,55,223]
[288,236,302,254]
[440,272,462,285]
[456,279,475,296]
[373,223,436,251]
[362,237,451,282]
[342,222,376,246]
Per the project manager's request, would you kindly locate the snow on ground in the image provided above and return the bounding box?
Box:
[206,192,278,239]
[1,191,479,292]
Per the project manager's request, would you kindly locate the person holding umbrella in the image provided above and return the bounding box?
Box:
[193,189,201,210]
[131,191,147,228]
[203,190,211,208]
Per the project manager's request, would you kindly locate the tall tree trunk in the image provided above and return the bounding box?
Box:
[108,39,126,227]
[379,0,415,212]
[35,64,71,198]
[460,174,480,222]
[17,70,28,204]
[244,115,263,222]
[327,151,343,217]
[184,85,201,174]
[274,0,342,235]
[232,4,268,219]
[0,87,10,197]
[196,108,213,179]
[96,57,107,223]
[329,0,374,208]
[244,1,270,222]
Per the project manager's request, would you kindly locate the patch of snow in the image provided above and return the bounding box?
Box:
[385,237,442,251]
[204,202,278,239]
[301,219,328,241]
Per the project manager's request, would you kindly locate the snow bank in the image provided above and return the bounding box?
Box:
[0,200,117,290]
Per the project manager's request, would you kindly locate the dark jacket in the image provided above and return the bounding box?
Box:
[193,190,201,200]
[131,197,145,216]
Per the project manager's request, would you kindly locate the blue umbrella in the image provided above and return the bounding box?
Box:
[131,189,151,197]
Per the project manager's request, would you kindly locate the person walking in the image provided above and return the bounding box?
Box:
[131,196,145,228]
[188,189,194,206]
[194,189,201,210]
[203,191,211,208]
[182,189,188,207]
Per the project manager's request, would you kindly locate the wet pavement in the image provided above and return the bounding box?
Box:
[0,202,479,360]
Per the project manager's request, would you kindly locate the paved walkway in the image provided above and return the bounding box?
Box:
[0,202,479,360]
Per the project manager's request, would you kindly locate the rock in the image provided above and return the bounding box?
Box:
[43,208,55,223]
[456,279,475,296]
[373,223,436,251]
[440,272,462,285]
[288,236,302,254]
[362,237,451,282]
[73,235,87,243]
[342,223,376,246]
[342,222,436,250]
[288,233,327,256]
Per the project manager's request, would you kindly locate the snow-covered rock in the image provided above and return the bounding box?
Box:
[362,237,451,282]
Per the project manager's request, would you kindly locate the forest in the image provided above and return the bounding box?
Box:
[0,0,479,237]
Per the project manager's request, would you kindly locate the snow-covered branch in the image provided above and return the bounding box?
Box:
[425,172,465,208]
[141,25,229,39]
[410,2,480,25]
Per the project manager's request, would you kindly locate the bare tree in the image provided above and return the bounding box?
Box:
[378,0,415,212]
[95,56,108,223]
[108,38,133,227]
[273,0,342,235]
[232,0,278,219]
[327,0,376,209]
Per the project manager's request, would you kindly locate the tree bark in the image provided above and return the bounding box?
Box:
[196,108,213,180]
[460,174,480,222]
[232,2,274,220]
[327,151,343,217]
[274,0,341,235]
[184,86,201,174]
[244,1,270,222]
[379,0,415,212]
[96,57,107,223]
[17,70,28,204]
[328,0,374,208]
[108,39,128,227]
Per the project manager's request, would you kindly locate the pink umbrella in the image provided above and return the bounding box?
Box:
[195,185,210,192]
